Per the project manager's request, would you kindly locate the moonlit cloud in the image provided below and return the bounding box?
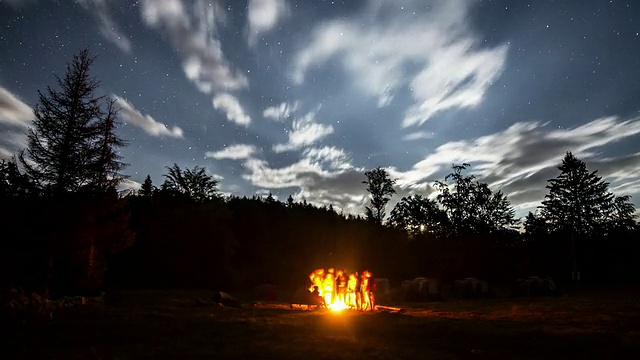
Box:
[240,147,365,212]
[0,129,29,160]
[0,87,33,127]
[206,144,257,160]
[273,112,334,152]
[263,101,298,121]
[247,0,288,45]
[140,0,247,93]
[77,0,132,53]
[212,93,251,127]
[292,0,508,126]
[403,131,434,141]
[114,95,184,138]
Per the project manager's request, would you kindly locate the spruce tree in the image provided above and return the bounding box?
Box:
[20,49,127,193]
[540,152,614,279]
[90,98,128,192]
[139,175,155,197]
[540,152,613,236]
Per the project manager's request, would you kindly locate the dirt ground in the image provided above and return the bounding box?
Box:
[3,288,640,359]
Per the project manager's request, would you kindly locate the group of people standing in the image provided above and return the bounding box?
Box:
[308,268,376,311]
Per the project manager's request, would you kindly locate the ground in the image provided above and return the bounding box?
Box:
[4,288,640,359]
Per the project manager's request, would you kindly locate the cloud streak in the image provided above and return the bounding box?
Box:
[212,93,251,127]
[0,87,33,127]
[273,112,334,152]
[206,144,257,160]
[77,0,132,53]
[263,101,298,121]
[140,0,247,93]
[292,0,508,126]
[114,95,184,138]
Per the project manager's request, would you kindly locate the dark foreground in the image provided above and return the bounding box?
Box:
[4,289,640,359]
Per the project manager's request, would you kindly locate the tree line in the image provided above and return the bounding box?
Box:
[1,50,638,298]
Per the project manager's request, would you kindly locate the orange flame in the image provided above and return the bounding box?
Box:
[308,268,375,312]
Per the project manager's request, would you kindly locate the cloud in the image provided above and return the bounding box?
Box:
[247,0,288,45]
[403,131,434,141]
[273,112,334,152]
[240,146,366,212]
[140,0,247,93]
[292,0,508,126]
[0,147,13,160]
[0,87,33,127]
[77,0,132,53]
[206,144,257,160]
[114,95,184,138]
[263,101,298,121]
[302,146,352,171]
[391,115,640,216]
[0,129,29,160]
[212,93,251,127]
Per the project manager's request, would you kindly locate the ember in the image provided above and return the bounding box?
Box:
[308,268,376,312]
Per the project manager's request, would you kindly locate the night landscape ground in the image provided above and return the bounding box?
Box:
[5,288,640,359]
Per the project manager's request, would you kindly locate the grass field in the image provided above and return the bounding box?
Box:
[4,288,640,359]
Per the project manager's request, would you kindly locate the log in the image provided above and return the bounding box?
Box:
[375,305,403,313]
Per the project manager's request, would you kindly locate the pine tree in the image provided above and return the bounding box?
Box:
[20,49,126,193]
[90,98,128,192]
[540,152,614,236]
[539,152,614,279]
[139,175,155,197]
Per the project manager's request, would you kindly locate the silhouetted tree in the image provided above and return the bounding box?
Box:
[161,163,219,201]
[541,152,613,235]
[605,195,637,232]
[89,98,128,191]
[435,164,516,234]
[19,49,124,193]
[389,194,448,236]
[363,167,396,224]
[523,211,548,240]
[0,158,36,197]
[540,152,614,279]
[138,175,155,197]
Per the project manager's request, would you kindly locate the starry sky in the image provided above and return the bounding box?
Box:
[1,0,640,218]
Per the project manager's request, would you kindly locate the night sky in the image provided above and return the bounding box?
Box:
[1,0,640,218]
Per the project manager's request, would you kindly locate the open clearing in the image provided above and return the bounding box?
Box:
[4,289,640,359]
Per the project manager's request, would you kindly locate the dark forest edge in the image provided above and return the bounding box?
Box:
[1,50,638,300]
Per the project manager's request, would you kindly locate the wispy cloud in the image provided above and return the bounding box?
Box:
[273,112,333,152]
[292,0,508,126]
[0,129,29,160]
[212,93,251,127]
[77,0,132,53]
[206,144,257,160]
[247,0,288,45]
[263,101,298,121]
[0,87,33,127]
[140,0,247,93]
[114,95,184,138]
[241,147,365,212]
[403,131,434,141]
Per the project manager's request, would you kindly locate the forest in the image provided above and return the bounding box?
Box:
[1,50,639,299]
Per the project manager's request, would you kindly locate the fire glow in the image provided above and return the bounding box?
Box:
[308,268,375,312]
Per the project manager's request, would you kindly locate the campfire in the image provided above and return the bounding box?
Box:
[307,268,375,312]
